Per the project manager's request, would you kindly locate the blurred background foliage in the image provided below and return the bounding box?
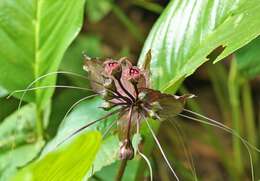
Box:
[0,0,260,180]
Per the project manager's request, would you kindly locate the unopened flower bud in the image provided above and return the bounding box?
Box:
[119,139,134,160]
[104,60,122,79]
[128,67,141,83]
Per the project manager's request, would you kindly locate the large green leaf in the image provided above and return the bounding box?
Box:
[236,36,260,79]
[139,0,260,91]
[0,141,44,181]
[92,159,140,181]
[0,104,36,153]
[0,104,45,180]
[42,97,119,173]
[42,96,141,179]
[12,131,101,181]
[42,97,116,153]
[46,89,88,138]
[0,0,85,108]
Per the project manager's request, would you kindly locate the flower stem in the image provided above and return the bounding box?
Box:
[242,80,257,160]
[116,159,128,181]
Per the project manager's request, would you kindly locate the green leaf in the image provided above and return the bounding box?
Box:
[0,97,19,122]
[12,131,101,181]
[139,0,260,91]
[85,0,114,23]
[0,141,44,181]
[46,89,88,138]
[92,159,140,181]
[0,87,8,98]
[236,36,260,79]
[0,0,85,108]
[0,103,46,180]
[42,97,119,172]
[0,104,37,152]
[42,96,140,179]
[42,97,116,153]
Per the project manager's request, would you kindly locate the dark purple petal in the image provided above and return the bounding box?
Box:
[139,88,194,121]
[83,57,105,93]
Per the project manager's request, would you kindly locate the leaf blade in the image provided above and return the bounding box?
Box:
[12,131,101,181]
[138,0,260,91]
[0,0,85,108]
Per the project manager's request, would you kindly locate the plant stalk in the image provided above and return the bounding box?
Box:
[116,159,128,181]
[228,60,243,177]
[242,80,257,160]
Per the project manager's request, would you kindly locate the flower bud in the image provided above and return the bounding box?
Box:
[104,60,122,79]
[128,67,141,83]
[119,139,134,160]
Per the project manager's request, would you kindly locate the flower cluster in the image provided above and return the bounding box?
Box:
[83,51,193,160]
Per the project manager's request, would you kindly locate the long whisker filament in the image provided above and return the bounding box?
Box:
[7,85,97,99]
[102,119,117,139]
[59,94,100,127]
[183,109,260,153]
[169,121,198,180]
[136,117,153,181]
[57,108,122,147]
[143,115,180,181]
[178,113,255,181]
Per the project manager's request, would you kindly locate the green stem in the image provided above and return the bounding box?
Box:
[207,63,231,123]
[242,80,257,160]
[228,60,243,177]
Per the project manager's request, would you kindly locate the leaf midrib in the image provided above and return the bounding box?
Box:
[34,0,41,98]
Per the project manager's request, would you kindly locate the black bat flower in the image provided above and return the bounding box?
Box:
[83,50,194,161]
[59,50,194,180]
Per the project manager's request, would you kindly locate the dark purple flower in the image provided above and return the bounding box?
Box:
[83,51,194,160]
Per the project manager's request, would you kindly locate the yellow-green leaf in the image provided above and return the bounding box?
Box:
[12,131,101,181]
